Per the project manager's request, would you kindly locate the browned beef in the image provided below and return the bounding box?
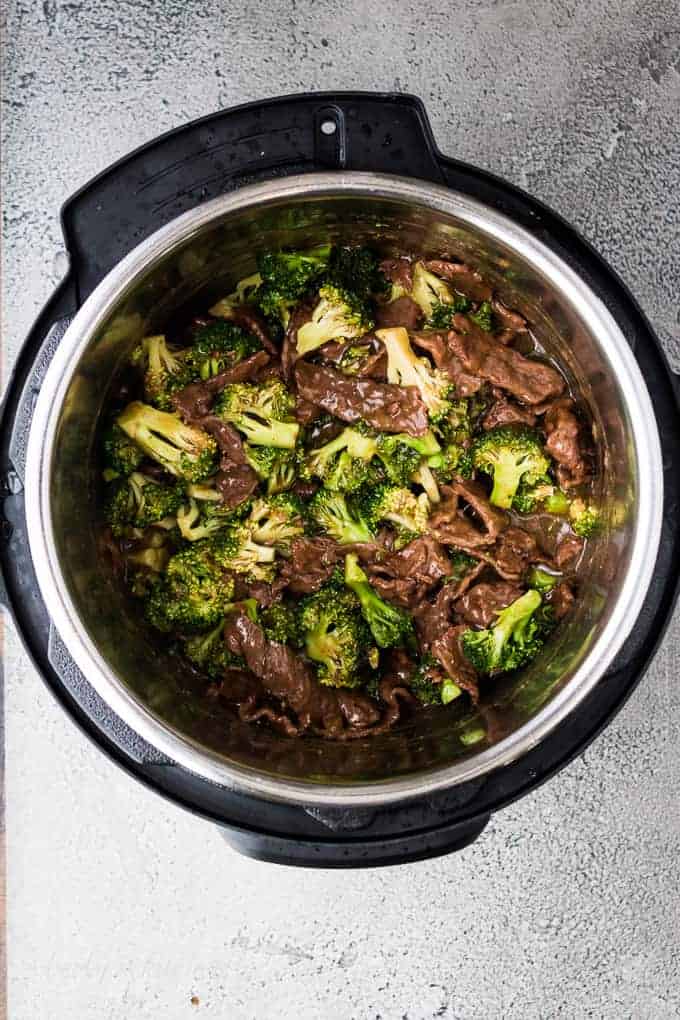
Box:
[548,581,575,619]
[491,298,527,344]
[483,399,537,430]
[223,613,399,739]
[277,536,345,594]
[430,624,480,702]
[429,479,508,550]
[454,581,524,628]
[447,315,565,404]
[411,331,483,396]
[198,416,259,509]
[413,583,460,650]
[319,337,388,380]
[367,535,453,609]
[544,403,587,488]
[380,257,414,292]
[295,362,429,436]
[374,296,423,330]
[423,259,492,302]
[491,526,540,579]
[281,302,313,381]
[172,351,270,421]
[218,304,278,354]
[555,533,585,568]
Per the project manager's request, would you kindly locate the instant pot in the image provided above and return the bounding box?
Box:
[2,93,679,866]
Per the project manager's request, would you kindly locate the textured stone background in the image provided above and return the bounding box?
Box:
[2,2,679,1018]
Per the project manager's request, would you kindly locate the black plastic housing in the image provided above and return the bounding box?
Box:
[1,93,679,867]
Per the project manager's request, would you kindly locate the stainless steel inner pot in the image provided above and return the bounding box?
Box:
[24,173,663,807]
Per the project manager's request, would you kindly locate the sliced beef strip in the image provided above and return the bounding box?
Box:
[218,304,278,354]
[172,350,271,421]
[281,301,314,381]
[544,403,587,488]
[277,536,345,594]
[374,296,423,330]
[483,399,536,430]
[411,331,483,396]
[224,613,400,740]
[367,535,453,610]
[428,479,508,551]
[547,581,575,620]
[413,583,460,650]
[454,581,524,629]
[430,624,480,703]
[294,396,323,424]
[488,526,540,580]
[447,314,565,405]
[491,298,527,345]
[295,362,429,436]
[319,336,388,380]
[200,416,259,509]
[422,259,492,302]
[555,533,584,569]
[380,256,414,292]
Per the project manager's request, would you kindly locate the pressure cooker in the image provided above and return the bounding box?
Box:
[1,93,679,866]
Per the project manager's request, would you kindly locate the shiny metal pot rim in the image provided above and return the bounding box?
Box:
[24,173,664,807]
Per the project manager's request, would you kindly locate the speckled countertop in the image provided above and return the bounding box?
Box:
[2,2,679,1018]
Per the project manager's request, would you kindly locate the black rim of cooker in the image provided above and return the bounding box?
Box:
[2,92,679,867]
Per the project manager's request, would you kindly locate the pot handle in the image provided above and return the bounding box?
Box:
[219,811,490,867]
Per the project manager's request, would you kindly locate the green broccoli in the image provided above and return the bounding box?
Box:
[260,601,304,647]
[145,543,236,633]
[211,524,278,581]
[308,489,373,544]
[102,423,145,481]
[527,566,560,593]
[177,498,235,542]
[472,426,550,509]
[408,654,462,706]
[513,476,560,513]
[357,482,430,538]
[325,245,388,301]
[132,335,193,410]
[117,401,218,482]
[375,430,441,486]
[296,284,374,356]
[344,553,414,649]
[469,301,494,332]
[209,272,263,316]
[338,341,374,375]
[305,427,379,493]
[376,326,455,424]
[461,589,544,674]
[427,440,474,484]
[299,578,373,688]
[244,444,298,494]
[255,245,331,324]
[569,498,601,538]
[105,472,185,536]
[183,618,244,679]
[410,262,469,324]
[247,494,306,552]
[187,320,262,379]
[214,380,300,449]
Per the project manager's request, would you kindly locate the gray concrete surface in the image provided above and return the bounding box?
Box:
[2,2,679,1017]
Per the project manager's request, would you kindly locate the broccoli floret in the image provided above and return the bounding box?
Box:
[569,498,601,538]
[376,326,454,422]
[325,245,388,301]
[472,426,550,510]
[211,523,278,581]
[132,335,193,410]
[308,489,373,544]
[375,431,441,486]
[305,427,379,493]
[357,482,430,537]
[461,589,544,674]
[187,321,262,379]
[410,262,470,325]
[545,489,571,515]
[117,401,218,482]
[260,601,304,647]
[102,423,145,481]
[299,578,372,688]
[338,341,374,375]
[255,245,331,324]
[247,494,306,552]
[209,272,263,317]
[527,566,560,593]
[296,284,374,355]
[408,654,462,706]
[145,543,236,633]
[105,472,185,536]
[214,381,300,449]
[344,553,414,649]
[183,618,245,679]
[177,498,237,542]
[469,301,494,332]
[244,444,298,494]
[427,441,473,484]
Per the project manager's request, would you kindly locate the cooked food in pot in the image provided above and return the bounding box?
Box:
[100,245,597,741]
